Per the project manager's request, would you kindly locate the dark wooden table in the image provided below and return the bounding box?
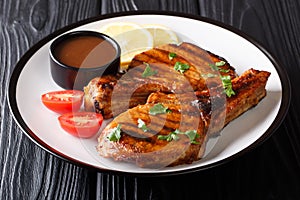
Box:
[1,0,299,199]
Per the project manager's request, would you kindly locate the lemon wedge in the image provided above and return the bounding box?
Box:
[142,24,179,47]
[98,22,153,66]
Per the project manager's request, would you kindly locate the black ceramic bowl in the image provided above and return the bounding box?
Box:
[49,31,121,90]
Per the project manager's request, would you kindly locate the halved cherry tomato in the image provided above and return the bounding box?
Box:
[58,112,103,138]
[41,90,84,114]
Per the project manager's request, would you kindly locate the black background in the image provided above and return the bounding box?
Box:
[1,0,300,199]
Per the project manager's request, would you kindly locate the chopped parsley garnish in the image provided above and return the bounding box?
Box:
[209,63,219,71]
[202,74,235,97]
[206,61,235,97]
[137,118,149,132]
[219,68,230,73]
[157,131,179,142]
[107,124,122,142]
[174,62,190,73]
[221,75,235,97]
[149,103,171,115]
[168,52,177,60]
[209,60,228,72]
[184,130,200,144]
[142,63,158,78]
[215,60,226,67]
[157,129,200,144]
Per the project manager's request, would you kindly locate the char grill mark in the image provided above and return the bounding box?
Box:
[120,103,202,138]
[82,42,271,168]
[224,68,270,125]
[98,102,206,168]
[97,68,270,168]
[130,48,203,90]
[84,42,237,119]
[157,43,237,79]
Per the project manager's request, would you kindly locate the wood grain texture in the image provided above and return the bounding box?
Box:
[1,0,300,199]
[98,0,300,199]
[0,0,99,199]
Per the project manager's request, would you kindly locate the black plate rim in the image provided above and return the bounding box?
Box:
[7,10,291,177]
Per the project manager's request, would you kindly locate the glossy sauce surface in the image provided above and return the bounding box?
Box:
[54,36,117,68]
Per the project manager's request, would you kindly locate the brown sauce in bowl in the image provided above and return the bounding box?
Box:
[54,35,117,68]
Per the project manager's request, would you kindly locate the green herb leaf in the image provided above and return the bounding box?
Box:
[208,61,235,97]
[107,124,122,142]
[215,61,226,67]
[209,61,227,71]
[168,52,177,60]
[174,62,190,73]
[157,132,179,142]
[157,129,199,144]
[220,75,236,97]
[149,103,171,115]
[142,63,158,78]
[184,130,200,144]
[209,63,219,71]
[137,118,149,132]
[219,68,230,73]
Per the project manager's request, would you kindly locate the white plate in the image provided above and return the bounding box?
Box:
[7,12,290,176]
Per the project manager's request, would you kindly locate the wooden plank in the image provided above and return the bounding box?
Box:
[97,0,300,199]
[0,0,99,199]
[1,0,300,199]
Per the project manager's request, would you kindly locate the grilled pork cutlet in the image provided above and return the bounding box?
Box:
[97,69,271,168]
[84,42,237,119]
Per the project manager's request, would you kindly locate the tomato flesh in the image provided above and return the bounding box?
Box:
[58,112,103,138]
[41,90,84,114]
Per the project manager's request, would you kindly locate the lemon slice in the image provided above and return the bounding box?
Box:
[99,22,141,36]
[98,22,153,66]
[142,24,179,47]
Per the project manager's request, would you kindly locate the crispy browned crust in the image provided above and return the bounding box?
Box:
[97,68,270,168]
[97,103,207,168]
[84,41,271,168]
[224,68,270,125]
[84,42,237,119]
[83,74,119,119]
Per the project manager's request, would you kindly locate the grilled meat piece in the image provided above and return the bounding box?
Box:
[84,74,118,119]
[128,42,237,91]
[97,69,270,168]
[84,42,237,119]
[98,103,207,168]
